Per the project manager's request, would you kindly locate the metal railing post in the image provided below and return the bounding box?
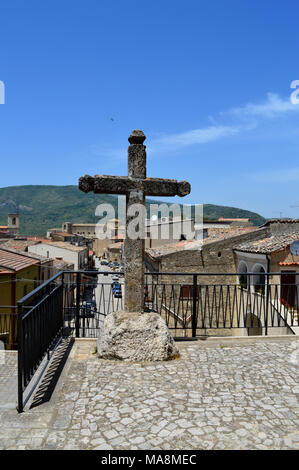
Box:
[61,272,65,330]
[265,274,269,336]
[192,274,198,338]
[17,301,24,413]
[75,272,81,338]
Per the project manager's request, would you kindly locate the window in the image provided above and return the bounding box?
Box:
[253,265,266,295]
[238,261,248,290]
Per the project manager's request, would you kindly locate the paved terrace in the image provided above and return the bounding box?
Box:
[0,336,298,450]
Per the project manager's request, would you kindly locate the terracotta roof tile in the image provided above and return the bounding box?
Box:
[146,227,258,259]
[0,249,39,272]
[235,231,299,254]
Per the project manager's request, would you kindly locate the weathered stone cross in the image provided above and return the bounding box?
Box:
[79,130,191,314]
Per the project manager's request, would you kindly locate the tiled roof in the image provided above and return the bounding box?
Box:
[107,242,123,250]
[0,247,50,264]
[218,217,249,222]
[32,241,88,252]
[279,262,299,266]
[146,227,258,259]
[0,239,39,252]
[51,232,72,237]
[52,258,73,269]
[260,219,299,227]
[0,249,39,273]
[147,240,198,258]
[235,232,299,254]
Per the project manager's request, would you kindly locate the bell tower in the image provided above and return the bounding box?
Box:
[7,213,20,236]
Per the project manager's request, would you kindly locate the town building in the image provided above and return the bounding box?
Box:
[0,249,40,349]
[28,241,89,270]
[145,217,195,249]
[0,213,20,238]
[234,221,299,308]
[195,217,253,240]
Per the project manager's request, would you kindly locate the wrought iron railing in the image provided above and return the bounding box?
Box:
[16,272,71,412]
[144,273,299,337]
[64,270,298,338]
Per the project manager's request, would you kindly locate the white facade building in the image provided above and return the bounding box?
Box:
[28,242,88,270]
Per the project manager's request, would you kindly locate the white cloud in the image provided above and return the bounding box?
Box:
[150,125,240,152]
[228,92,299,119]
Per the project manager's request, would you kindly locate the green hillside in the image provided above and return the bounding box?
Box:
[0,185,266,235]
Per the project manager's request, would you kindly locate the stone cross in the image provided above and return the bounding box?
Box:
[79,130,191,313]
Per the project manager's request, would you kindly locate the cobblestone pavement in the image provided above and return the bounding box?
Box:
[0,351,17,410]
[0,337,298,450]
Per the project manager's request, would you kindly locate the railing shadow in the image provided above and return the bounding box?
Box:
[29,335,74,410]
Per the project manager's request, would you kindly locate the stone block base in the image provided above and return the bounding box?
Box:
[97,311,179,362]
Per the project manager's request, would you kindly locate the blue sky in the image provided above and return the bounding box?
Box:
[0,0,299,219]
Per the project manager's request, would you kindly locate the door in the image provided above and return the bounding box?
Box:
[281,271,296,307]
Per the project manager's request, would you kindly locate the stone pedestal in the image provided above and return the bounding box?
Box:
[97,311,179,362]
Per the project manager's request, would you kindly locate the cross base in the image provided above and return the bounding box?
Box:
[97,311,179,362]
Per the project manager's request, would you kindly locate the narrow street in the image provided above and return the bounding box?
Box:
[93,259,124,316]
[76,258,124,338]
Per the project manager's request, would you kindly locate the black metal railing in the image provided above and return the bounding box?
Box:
[64,271,123,339]
[65,270,298,339]
[16,272,70,412]
[144,272,299,337]
[1,269,297,412]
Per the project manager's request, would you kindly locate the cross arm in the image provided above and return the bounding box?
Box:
[79,175,132,195]
[143,178,191,197]
[79,174,191,197]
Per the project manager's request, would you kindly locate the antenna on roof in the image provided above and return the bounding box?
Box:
[272,211,283,219]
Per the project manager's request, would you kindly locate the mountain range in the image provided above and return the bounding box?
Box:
[0,185,267,235]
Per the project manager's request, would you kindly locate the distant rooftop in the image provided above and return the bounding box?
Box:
[235,231,299,254]
[0,239,39,252]
[38,241,88,252]
[218,217,249,222]
[0,248,39,273]
[146,227,257,259]
[107,241,123,250]
[261,219,299,227]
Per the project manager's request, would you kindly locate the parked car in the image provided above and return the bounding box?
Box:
[112,281,121,291]
[112,275,119,281]
[100,260,108,265]
[112,283,122,298]
[81,300,96,317]
[113,290,122,298]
